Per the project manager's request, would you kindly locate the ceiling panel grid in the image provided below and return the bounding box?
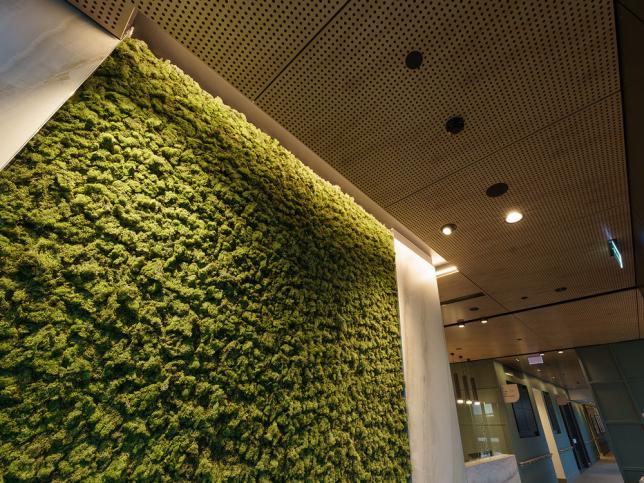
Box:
[446,289,639,361]
[441,294,508,326]
[389,94,633,309]
[515,289,639,349]
[445,314,543,362]
[135,0,347,98]
[67,0,134,36]
[258,0,619,206]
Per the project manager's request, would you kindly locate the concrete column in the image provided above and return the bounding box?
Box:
[393,232,466,482]
[0,0,119,171]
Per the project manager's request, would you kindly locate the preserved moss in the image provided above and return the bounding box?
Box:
[0,39,409,481]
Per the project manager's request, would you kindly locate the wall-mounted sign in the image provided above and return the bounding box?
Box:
[527,354,544,365]
[502,383,520,403]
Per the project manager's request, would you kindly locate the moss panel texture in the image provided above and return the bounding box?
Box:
[0,40,409,481]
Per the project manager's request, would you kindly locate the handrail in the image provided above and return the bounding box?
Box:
[558,446,573,453]
[519,453,552,467]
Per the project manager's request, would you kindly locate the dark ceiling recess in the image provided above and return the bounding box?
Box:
[445,116,465,134]
[521,296,529,300]
[555,287,568,292]
[469,306,479,311]
[486,182,509,197]
[405,51,423,69]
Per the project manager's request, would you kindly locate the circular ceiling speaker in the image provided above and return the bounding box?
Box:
[445,116,465,134]
[486,182,509,197]
[405,51,423,69]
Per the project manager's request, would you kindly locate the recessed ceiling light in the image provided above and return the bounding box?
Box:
[405,50,423,69]
[539,353,544,356]
[515,358,520,362]
[441,223,457,236]
[505,210,523,223]
[521,296,528,300]
[505,372,513,376]
[555,287,567,293]
[558,350,564,354]
[516,338,523,341]
[474,401,481,406]
[537,369,542,372]
[469,306,479,312]
[481,319,488,324]
[486,182,509,198]
[457,399,464,404]
[465,400,473,405]
[458,324,465,328]
[445,116,465,135]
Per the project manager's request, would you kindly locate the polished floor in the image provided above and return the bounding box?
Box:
[573,457,623,483]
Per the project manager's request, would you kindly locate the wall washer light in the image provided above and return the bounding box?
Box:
[435,265,459,277]
[441,223,457,235]
[505,211,523,223]
[405,50,423,69]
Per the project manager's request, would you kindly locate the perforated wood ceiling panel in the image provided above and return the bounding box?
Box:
[516,289,639,350]
[437,272,480,303]
[446,290,640,361]
[134,0,347,98]
[445,314,540,362]
[258,0,619,207]
[441,294,507,326]
[389,94,633,310]
[69,1,346,96]
[67,0,135,37]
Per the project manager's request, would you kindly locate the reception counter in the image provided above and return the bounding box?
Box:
[465,454,521,483]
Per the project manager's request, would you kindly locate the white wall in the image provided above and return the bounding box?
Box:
[0,0,119,171]
[394,233,466,482]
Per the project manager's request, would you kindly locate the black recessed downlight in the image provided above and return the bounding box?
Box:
[446,116,465,134]
[469,307,479,312]
[555,286,567,292]
[486,182,509,198]
[405,50,423,69]
[521,296,528,300]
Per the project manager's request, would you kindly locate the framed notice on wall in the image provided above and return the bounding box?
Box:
[502,383,520,403]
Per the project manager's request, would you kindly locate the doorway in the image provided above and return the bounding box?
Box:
[560,403,591,470]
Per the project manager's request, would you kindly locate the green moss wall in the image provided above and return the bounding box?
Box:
[0,40,409,481]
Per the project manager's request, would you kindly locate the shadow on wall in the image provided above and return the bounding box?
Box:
[0,39,410,481]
